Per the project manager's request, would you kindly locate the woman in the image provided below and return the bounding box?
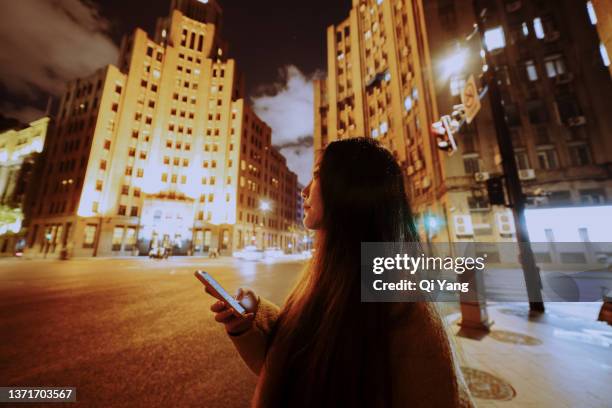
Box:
[208,137,473,407]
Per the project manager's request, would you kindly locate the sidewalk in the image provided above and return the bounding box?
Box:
[448,302,612,407]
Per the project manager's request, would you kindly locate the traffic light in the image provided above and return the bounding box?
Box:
[486,176,506,205]
[431,115,458,154]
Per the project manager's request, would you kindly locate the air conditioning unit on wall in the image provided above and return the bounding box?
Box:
[454,214,474,237]
[496,212,516,237]
[474,172,490,182]
[518,169,535,180]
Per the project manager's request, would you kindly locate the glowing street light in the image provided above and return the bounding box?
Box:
[439,46,469,80]
[259,200,271,212]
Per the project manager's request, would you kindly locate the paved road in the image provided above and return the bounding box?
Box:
[0,257,304,408]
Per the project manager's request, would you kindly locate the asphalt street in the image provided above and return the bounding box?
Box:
[0,257,304,408]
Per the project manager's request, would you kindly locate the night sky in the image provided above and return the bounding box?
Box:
[1,0,350,120]
[0,0,352,183]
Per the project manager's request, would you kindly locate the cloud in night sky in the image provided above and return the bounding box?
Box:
[0,0,119,122]
[251,65,319,185]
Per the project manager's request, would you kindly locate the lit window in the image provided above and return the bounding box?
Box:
[544,55,566,78]
[533,17,545,39]
[600,43,610,67]
[586,1,597,25]
[484,26,506,51]
[536,147,559,170]
[521,22,529,37]
[380,122,389,134]
[404,95,413,111]
[371,128,379,138]
[525,60,538,81]
[83,225,97,248]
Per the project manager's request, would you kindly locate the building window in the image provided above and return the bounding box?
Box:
[526,99,548,124]
[137,168,144,178]
[468,195,490,211]
[533,17,545,39]
[128,148,136,157]
[514,150,530,170]
[118,205,127,216]
[568,143,592,166]
[463,155,480,174]
[104,140,111,150]
[579,188,605,204]
[100,160,107,170]
[130,206,139,217]
[124,227,137,250]
[601,43,611,67]
[162,173,168,182]
[133,188,141,197]
[83,224,97,248]
[544,54,566,78]
[121,185,129,195]
[112,227,123,251]
[525,60,538,81]
[95,180,103,191]
[536,147,559,170]
[548,191,572,206]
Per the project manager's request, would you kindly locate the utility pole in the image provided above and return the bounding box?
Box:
[474,0,545,312]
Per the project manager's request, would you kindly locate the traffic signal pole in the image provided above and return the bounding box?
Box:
[474,1,545,312]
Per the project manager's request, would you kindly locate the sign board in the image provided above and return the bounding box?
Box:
[461,74,481,124]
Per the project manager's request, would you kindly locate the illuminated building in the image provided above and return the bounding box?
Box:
[590,0,612,78]
[0,117,49,254]
[316,0,612,249]
[423,0,612,249]
[25,0,298,258]
[314,0,448,241]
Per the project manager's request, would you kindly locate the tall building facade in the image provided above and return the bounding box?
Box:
[423,0,612,245]
[314,0,450,241]
[0,117,49,254]
[591,0,612,78]
[316,0,612,247]
[25,0,298,258]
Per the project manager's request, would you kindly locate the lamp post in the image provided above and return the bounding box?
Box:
[438,3,546,312]
[259,200,271,251]
[92,213,103,257]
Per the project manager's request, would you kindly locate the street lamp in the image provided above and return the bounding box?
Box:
[259,200,271,250]
[438,2,545,313]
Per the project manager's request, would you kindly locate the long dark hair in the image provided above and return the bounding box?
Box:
[258,137,420,407]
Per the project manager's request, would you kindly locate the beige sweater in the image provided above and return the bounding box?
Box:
[229,298,475,407]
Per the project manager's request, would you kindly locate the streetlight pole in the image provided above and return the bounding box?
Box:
[474,1,545,312]
[92,214,103,257]
[259,200,271,251]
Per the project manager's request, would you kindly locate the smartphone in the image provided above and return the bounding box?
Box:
[194,270,247,317]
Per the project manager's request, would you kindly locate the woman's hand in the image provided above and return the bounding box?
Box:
[207,287,259,336]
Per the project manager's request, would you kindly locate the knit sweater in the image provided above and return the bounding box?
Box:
[229,298,475,407]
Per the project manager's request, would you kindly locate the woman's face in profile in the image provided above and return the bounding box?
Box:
[302,158,323,230]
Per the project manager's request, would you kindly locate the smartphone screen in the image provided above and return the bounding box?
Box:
[195,270,247,316]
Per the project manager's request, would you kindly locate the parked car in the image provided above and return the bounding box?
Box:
[233,245,264,261]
